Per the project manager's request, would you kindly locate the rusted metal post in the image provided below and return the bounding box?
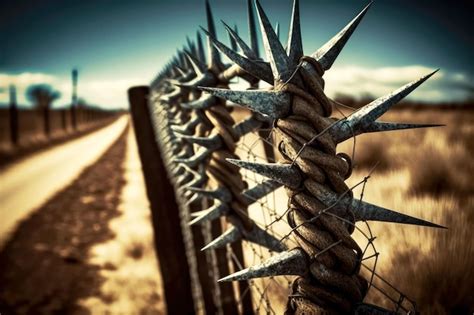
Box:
[9,85,19,146]
[128,86,195,314]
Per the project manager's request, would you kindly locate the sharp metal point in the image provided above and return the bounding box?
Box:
[218,248,308,282]
[228,25,238,51]
[247,0,260,57]
[205,0,222,69]
[184,52,205,76]
[241,180,282,205]
[330,70,439,141]
[306,180,445,228]
[173,147,212,168]
[186,186,233,203]
[196,30,206,63]
[198,86,291,119]
[352,198,445,228]
[227,159,302,190]
[178,133,222,150]
[200,26,273,84]
[221,20,256,59]
[202,226,241,251]
[312,2,372,71]
[255,0,292,82]
[188,202,229,225]
[180,93,217,110]
[242,223,287,252]
[287,0,303,68]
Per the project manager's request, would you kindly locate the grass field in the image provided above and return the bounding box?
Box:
[236,106,474,314]
[338,107,474,313]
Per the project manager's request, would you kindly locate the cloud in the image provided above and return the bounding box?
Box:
[1,66,472,109]
[0,72,142,109]
[324,65,473,103]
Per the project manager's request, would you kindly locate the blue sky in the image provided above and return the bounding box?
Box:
[1,0,473,108]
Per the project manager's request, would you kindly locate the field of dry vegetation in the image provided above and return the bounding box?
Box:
[337,107,474,313]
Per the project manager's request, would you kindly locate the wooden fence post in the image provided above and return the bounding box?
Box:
[128,86,195,314]
[43,106,50,137]
[9,85,19,146]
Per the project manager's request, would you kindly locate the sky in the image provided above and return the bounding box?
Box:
[0,0,473,109]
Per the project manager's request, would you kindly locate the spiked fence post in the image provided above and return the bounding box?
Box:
[200,1,443,314]
[128,86,195,314]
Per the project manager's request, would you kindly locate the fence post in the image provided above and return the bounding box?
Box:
[188,201,219,314]
[43,106,50,137]
[61,109,67,131]
[9,85,19,146]
[128,86,195,314]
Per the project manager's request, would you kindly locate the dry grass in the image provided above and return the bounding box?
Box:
[239,108,474,313]
[340,108,474,314]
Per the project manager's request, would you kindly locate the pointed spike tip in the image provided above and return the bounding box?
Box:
[218,248,308,282]
[254,0,292,82]
[313,1,373,71]
[226,159,302,189]
[201,227,241,251]
[198,86,290,119]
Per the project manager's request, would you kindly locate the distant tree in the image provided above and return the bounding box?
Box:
[76,98,88,109]
[26,84,60,137]
[26,84,60,109]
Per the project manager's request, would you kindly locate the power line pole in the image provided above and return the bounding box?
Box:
[71,68,78,130]
[9,85,18,145]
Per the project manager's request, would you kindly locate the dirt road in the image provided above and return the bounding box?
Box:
[0,116,128,247]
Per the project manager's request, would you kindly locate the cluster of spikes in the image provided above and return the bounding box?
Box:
[150,0,444,313]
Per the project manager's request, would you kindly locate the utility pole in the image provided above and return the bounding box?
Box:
[9,85,18,145]
[71,68,78,130]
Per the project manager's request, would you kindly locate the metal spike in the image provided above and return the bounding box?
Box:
[179,72,217,89]
[196,31,206,63]
[184,52,205,76]
[233,116,264,138]
[185,192,201,206]
[332,121,444,143]
[218,248,308,282]
[205,0,222,69]
[247,0,260,57]
[242,223,287,252]
[178,133,222,150]
[306,180,444,228]
[170,115,201,135]
[186,36,193,53]
[202,226,241,251]
[203,223,286,252]
[227,159,302,189]
[348,198,444,227]
[186,186,233,203]
[189,202,229,225]
[242,179,282,205]
[175,66,187,78]
[255,0,292,82]
[174,147,212,168]
[180,93,217,110]
[222,20,256,59]
[330,70,439,141]
[287,0,303,68]
[275,22,280,39]
[198,87,290,119]
[312,2,372,71]
[228,25,238,51]
[200,27,273,84]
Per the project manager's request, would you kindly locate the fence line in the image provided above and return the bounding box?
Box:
[132,0,443,313]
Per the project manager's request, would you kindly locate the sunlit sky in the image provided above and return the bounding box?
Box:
[1,0,473,108]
